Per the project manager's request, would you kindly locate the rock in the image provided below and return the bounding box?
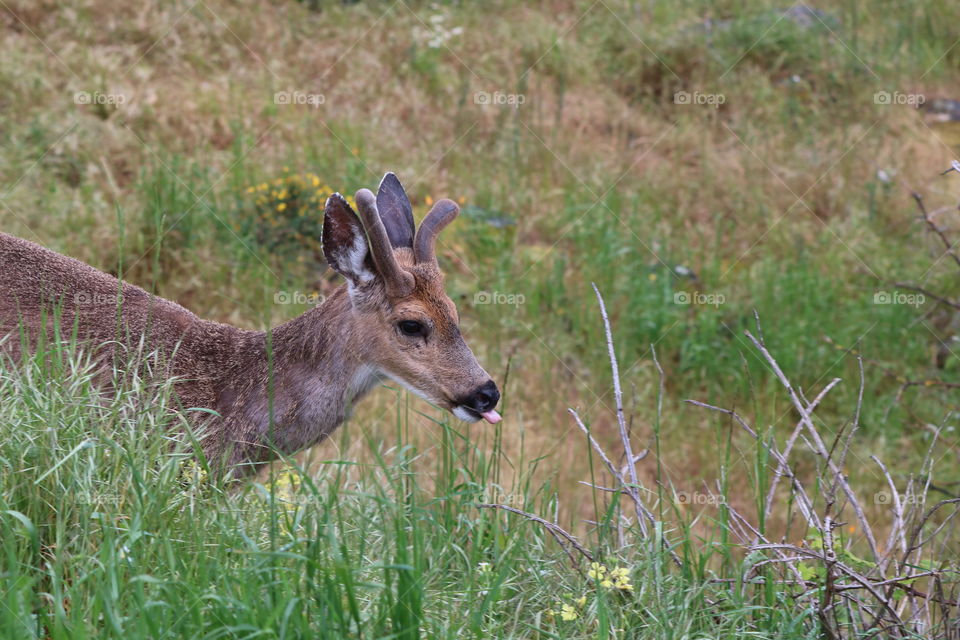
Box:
[925,98,960,123]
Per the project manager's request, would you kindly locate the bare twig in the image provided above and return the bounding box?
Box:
[838,353,865,471]
[745,329,882,565]
[912,192,960,272]
[891,282,960,311]
[765,377,841,523]
[591,283,642,512]
[873,455,907,570]
[569,408,655,536]
[684,399,821,531]
[476,503,594,563]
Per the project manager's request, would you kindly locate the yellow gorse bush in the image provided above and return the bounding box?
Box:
[240,168,356,261]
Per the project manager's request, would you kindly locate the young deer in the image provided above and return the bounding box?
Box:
[0,173,501,474]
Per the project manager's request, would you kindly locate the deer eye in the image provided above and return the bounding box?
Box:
[398,320,425,337]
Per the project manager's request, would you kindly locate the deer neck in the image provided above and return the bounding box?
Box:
[222,286,383,453]
[274,286,384,404]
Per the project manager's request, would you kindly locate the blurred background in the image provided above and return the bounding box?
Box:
[3,0,960,529]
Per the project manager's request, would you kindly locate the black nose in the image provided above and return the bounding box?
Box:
[468,380,500,413]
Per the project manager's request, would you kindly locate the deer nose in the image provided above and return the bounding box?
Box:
[468,380,500,413]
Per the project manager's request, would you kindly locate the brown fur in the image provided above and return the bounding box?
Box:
[0,185,496,476]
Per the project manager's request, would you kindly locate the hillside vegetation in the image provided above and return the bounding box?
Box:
[1,0,960,637]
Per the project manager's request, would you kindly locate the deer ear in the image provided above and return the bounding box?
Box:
[376,172,415,249]
[322,193,375,284]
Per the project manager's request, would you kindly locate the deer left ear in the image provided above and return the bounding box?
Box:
[322,193,375,285]
[376,172,415,249]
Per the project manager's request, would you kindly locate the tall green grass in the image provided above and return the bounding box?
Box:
[0,335,856,639]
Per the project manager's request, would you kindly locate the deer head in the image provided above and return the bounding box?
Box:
[322,173,501,424]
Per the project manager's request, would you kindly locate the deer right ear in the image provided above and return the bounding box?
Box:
[322,193,375,285]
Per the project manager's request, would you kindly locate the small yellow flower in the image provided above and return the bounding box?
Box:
[277,203,287,212]
[607,566,633,591]
[575,595,586,607]
[246,186,255,194]
[587,562,607,580]
[266,470,299,501]
[648,272,657,282]
[560,604,578,621]
[425,195,434,206]
[181,459,208,485]
[457,195,466,205]
[312,176,320,187]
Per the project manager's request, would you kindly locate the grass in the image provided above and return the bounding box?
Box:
[2,0,960,636]
[0,334,866,638]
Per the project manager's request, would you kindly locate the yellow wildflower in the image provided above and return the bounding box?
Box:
[587,562,607,580]
[277,203,287,212]
[181,459,208,485]
[560,604,578,621]
[425,195,434,206]
[608,566,633,592]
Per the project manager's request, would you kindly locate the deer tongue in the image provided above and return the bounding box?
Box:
[480,409,502,424]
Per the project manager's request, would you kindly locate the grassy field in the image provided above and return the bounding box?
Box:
[2,0,960,637]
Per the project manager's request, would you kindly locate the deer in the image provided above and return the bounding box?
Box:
[0,173,501,476]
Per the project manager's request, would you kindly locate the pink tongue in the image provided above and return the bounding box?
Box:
[480,409,502,424]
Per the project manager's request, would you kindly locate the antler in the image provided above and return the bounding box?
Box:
[414,199,459,266]
[354,188,415,296]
